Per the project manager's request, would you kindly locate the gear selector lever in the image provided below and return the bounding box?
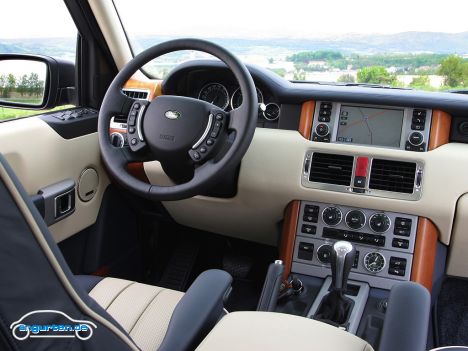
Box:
[314,241,356,327]
[331,241,356,292]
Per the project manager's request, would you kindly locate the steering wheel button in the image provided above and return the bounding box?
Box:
[206,139,214,146]
[215,121,222,128]
[192,152,200,160]
[215,113,223,121]
[200,146,207,153]
[131,138,138,146]
[210,128,220,138]
[134,103,140,109]
[128,127,136,134]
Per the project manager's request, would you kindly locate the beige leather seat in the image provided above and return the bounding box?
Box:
[88,277,184,351]
[196,311,374,351]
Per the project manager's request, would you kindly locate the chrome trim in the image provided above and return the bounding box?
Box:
[192,113,213,149]
[368,213,391,234]
[302,150,425,201]
[230,87,264,110]
[333,241,354,290]
[263,102,280,121]
[321,206,343,227]
[198,83,230,110]
[136,105,146,141]
[109,132,125,148]
[316,244,333,264]
[345,210,366,230]
[110,116,127,130]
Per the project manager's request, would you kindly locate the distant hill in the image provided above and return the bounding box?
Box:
[1,32,468,61]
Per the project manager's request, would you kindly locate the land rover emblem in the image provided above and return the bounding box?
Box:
[165,110,180,120]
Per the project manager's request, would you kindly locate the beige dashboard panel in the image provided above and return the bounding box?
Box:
[145,128,468,246]
[446,194,468,277]
[0,117,109,242]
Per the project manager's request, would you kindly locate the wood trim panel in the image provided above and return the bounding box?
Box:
[429,110,452,150]
[123,78,163,100]
[298,101,315,139]
[410,217,438,292]
[279,200,301,280]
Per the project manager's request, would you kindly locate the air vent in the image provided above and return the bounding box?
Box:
[369,159,416,194]
[122,89,149,100]
[113,115,128,124]
[309,153,354,186]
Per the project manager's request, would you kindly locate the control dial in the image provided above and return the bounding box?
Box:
[317,244,333,264]
[322,206,342,226]
[364,252,386,273]
[369,213,391,233]
[409,132,424,146]
[315,123,329,137]
[345,210,366,230]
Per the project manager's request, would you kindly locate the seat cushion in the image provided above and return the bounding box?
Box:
[196,311,374,351]
[88,277,184,351]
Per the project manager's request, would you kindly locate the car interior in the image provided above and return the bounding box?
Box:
[2,1,468,350]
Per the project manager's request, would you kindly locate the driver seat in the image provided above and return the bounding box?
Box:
[0,154,232,351]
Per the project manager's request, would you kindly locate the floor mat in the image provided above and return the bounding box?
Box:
[436,277,468,346]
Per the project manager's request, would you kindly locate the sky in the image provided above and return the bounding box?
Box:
[1,0,468,39]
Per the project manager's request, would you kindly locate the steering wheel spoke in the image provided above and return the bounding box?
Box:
[228,105,247,133]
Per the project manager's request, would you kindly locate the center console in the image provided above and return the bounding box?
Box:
[292,201,418,290]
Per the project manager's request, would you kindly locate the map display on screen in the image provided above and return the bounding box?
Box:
[336,105,404,147]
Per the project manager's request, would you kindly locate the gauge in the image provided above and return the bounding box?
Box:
[198,83,230,110]
[230,87,264,109]
[364,252,386,273]
[369,213,391,233]
[322,206,342,226]
[263,103,280,121]
[345,210,366,230]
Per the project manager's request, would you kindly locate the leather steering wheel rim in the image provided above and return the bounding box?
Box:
[98,38,258,201]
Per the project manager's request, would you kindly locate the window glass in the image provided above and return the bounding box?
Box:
[115,0,468,92]
[0,0,76,121]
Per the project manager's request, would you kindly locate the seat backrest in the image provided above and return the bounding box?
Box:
[0,155,138,351]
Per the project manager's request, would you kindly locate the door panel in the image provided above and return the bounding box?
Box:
[0,116,109,242]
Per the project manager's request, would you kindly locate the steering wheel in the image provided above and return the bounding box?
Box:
[98,39,258,200]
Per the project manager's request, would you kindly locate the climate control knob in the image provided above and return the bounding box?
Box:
[315,123,329,137]
[317,244,333,264]
[345,210,366,230]
[322,206,342,226]
[369,213,391,233]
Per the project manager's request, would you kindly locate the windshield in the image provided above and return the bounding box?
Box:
[114,0,468,92]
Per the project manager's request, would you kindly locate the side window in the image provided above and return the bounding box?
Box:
[0,0,77,122]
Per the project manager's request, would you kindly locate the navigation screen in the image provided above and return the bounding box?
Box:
[336,105,404,147]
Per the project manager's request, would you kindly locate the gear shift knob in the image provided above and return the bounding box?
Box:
[331,241,355,291]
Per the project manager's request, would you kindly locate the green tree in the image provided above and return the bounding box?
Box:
[438,55,468,87]
[293,69,306,81]
[5,74,16,98]
[17,74,29,96]
[357,66,397,85]
[337,74,355,83]
[409,75,431,89]
[0,75,5,98]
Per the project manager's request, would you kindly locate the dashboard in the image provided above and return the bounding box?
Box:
[120,59,468,285]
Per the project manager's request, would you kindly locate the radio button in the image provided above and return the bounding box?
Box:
[315,123,329,137]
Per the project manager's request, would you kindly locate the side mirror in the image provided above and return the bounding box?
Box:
[0,54,75,110]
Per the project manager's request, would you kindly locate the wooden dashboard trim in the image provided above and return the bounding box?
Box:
[410,217,438,292]
[279,200,301,280]
[429,110,452,150]
[123,78,163,100]
[298,101,315,139]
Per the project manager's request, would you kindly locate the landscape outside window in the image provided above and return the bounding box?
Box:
[115,0,468,92]
[0,0,76,121]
